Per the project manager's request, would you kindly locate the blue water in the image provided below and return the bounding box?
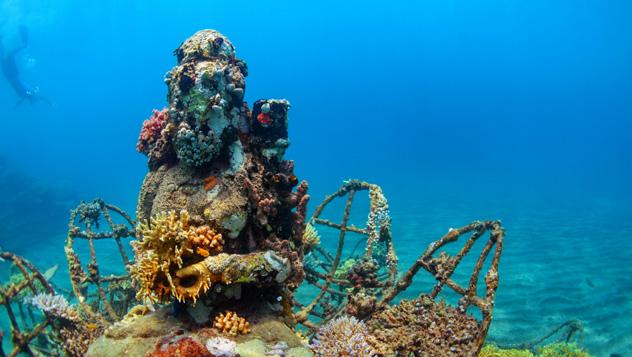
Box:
[1,1,631,355]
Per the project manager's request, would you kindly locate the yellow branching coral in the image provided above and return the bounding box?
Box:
[213,311,251,336]
[303,223,321,248]
[130,210,224,303]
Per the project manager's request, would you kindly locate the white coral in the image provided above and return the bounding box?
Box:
[27,293,79,321]
[310,315,376,356]
[206,336,237,357]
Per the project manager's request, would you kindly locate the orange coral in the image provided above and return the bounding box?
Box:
[187,225,223,255]
[213,311,251,336]
[203,175,219,191]
[147,336,212,357]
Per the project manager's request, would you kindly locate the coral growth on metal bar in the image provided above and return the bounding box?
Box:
[300,180,506,355]
[64,198,136,323]
[0,251,57,357]
[297,180,398,326]
[494,319,585,352]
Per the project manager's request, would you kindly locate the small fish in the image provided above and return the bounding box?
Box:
[256,112,272,126]
[44,264,59,281]
[585,278,595,288]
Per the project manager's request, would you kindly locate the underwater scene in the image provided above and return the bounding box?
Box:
[0,1,630,356]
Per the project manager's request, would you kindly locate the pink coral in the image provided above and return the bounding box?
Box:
[137,109,168,154]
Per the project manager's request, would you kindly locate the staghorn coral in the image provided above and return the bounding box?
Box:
[310,315,376,357]
[205,337,237,356]
[147,335,212,357]
[27,293,80,322]
[213,311,251,336]
[130,210,224,303]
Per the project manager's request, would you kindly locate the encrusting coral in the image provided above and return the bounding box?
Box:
[146,335,212,357]
[310,315,376,357]
[213,311,251,336]
[205,337,237,356]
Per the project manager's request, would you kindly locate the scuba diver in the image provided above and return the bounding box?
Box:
[0,25,51,106]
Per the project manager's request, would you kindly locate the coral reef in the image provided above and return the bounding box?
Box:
[310,315,375,357]
[85,306,311,357]
[366,296,480,355]
[213,311,251,336]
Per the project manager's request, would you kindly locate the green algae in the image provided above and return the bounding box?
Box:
[479,343,592,357]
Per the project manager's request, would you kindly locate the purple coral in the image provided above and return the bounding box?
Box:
[310,315,376,357]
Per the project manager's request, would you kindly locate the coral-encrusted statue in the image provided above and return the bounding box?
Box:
[132,30,309,318]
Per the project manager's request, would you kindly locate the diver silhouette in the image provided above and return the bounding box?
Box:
[0,25,51,107]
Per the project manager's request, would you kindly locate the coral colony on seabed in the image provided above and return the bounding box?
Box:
[0,30,591,357]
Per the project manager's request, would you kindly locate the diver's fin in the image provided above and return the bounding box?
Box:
[36,94,52,106]
[14,98,25,108]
